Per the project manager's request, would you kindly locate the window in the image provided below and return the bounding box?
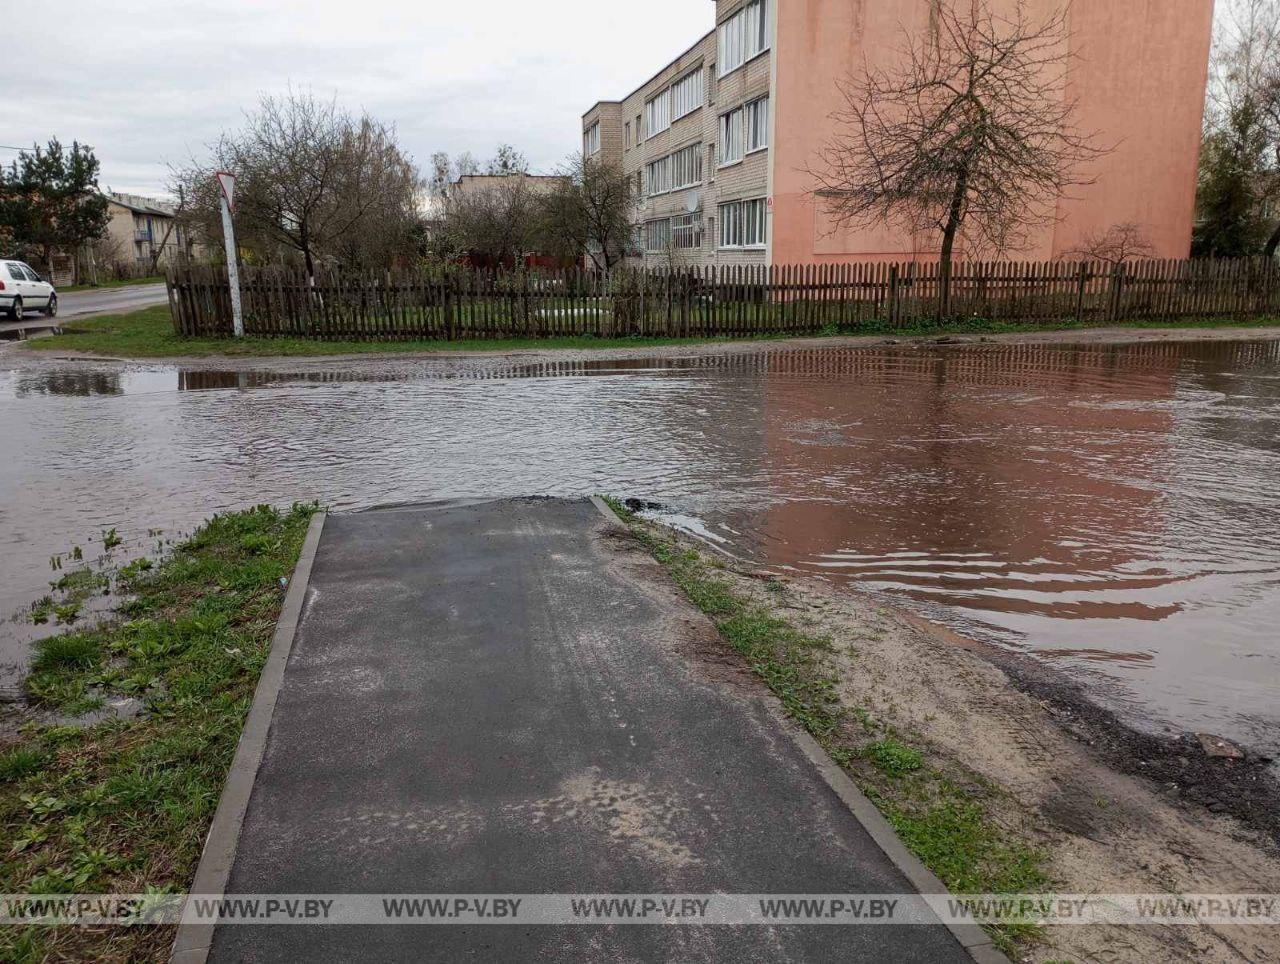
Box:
[624,122,631,148]
[719,108,743,166]
[644,88,671,138]
[646,155,672,196]
[6,263,24,281]
[746,96,769,152]
[584,122,600,156]
[647,143,703,197]
[21,265,41,281]
[670,69,704,122]
[636,113,643,142]
[718,197,767,248]
[645,218,672,252]
[672,213,701,249]
[671,142,703,190]
[718,0,768,77]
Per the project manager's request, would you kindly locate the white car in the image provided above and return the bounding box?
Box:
[0,260,58,321]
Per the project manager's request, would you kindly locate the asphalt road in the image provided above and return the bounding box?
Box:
[58,282,168,319]
[206,499,971,963]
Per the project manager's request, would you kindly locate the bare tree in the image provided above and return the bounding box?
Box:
[171,92,421,281]
[538,153,635,271]
[1063,222,1156,265]
[441,176,541,268]
[810,0,1108,313]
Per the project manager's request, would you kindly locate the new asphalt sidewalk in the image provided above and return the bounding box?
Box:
[179,498,993,962]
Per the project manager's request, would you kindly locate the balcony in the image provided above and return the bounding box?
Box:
[135,229,153,242]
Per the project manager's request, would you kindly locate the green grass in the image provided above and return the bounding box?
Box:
[602,497,1049,955]
[0,503,318,963]
[57,276,164,293]
[21,302,1280,360]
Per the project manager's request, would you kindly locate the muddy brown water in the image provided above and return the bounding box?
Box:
[2,339,1278,756]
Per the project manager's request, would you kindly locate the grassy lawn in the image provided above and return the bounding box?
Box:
[602,498,1048,955]
[57,277,165,294]
[20,303,1280,360]
[0,504,318,963]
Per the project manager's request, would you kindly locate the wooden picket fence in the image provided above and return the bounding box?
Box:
[166,258,1280,341]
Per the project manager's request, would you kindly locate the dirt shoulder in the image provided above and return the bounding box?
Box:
[12,322,1280,372]
[640,524,1280,964]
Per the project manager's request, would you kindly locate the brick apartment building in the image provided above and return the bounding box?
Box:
[581,0,1214,269]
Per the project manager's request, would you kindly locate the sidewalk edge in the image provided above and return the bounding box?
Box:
[169,511,327,964]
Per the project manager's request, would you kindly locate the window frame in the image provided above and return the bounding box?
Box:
[718,107,744,167]
[644,218,672,252]
[717,196,767,250]
[717,0,768,79]
[745,96,769,154]
[671,213,701,250]
[584,122,601,157]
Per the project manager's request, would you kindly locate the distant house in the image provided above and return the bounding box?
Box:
[101,192,201,272]
[446,173,572,269]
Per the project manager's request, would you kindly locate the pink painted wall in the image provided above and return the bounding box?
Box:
[770,0,1214,265]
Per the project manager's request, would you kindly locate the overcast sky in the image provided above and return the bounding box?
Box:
[1,0,707,198]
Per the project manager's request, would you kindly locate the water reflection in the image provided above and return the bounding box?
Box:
[2,339,1278,751]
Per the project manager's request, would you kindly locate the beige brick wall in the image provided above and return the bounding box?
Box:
[582,0,774,269]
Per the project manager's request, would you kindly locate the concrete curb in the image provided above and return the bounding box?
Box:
[590,495,1010,964]
[169,511,327,964]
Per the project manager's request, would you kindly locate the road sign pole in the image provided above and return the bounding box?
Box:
[216,172,244,337]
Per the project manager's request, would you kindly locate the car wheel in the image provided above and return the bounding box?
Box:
[44,294,57,317]
[10,297,22,321]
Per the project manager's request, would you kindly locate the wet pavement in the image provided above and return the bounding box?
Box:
[206,499,971,963]
[1,338,1278,755]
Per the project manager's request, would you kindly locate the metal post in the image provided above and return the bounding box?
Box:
[216,172,244,337]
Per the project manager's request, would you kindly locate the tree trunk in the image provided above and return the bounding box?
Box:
[938,167,969,319]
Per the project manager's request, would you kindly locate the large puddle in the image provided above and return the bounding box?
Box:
[2,339,1279,753]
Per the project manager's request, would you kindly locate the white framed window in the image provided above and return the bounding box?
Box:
[718,0,768,78]
[718,197,767,249]
[672,213,701,249]
[718,108,744,166]
[646,155,672,197]
[644,88,672,138]
[670,69,705,122]
[671,142,703,190]
[624,121,631,149]
[584,122,600,156]
[746,96,769,152]
[647,143,703,197]
[645,218,672,252]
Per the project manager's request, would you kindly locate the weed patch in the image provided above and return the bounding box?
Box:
[0,502,318,962]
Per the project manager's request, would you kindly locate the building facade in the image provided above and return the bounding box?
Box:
[102,193,198,271]
[582,0,1214,269]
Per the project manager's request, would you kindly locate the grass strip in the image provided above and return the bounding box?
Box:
[22,303,1280,359]
[602,497,1048,955]
[0,503,318,963]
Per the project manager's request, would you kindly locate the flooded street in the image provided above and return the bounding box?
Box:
[2,338,1278,755]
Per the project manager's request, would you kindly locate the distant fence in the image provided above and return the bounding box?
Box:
[166,258,1280,341]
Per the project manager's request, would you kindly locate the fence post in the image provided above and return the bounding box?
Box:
[888,264,900,326]
[444,272,456,341]
[1109,261,1125,322]
[1075,261,1089,322]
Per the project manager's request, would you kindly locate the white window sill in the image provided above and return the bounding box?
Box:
[717,158,744,170]
[746,146,768,157]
